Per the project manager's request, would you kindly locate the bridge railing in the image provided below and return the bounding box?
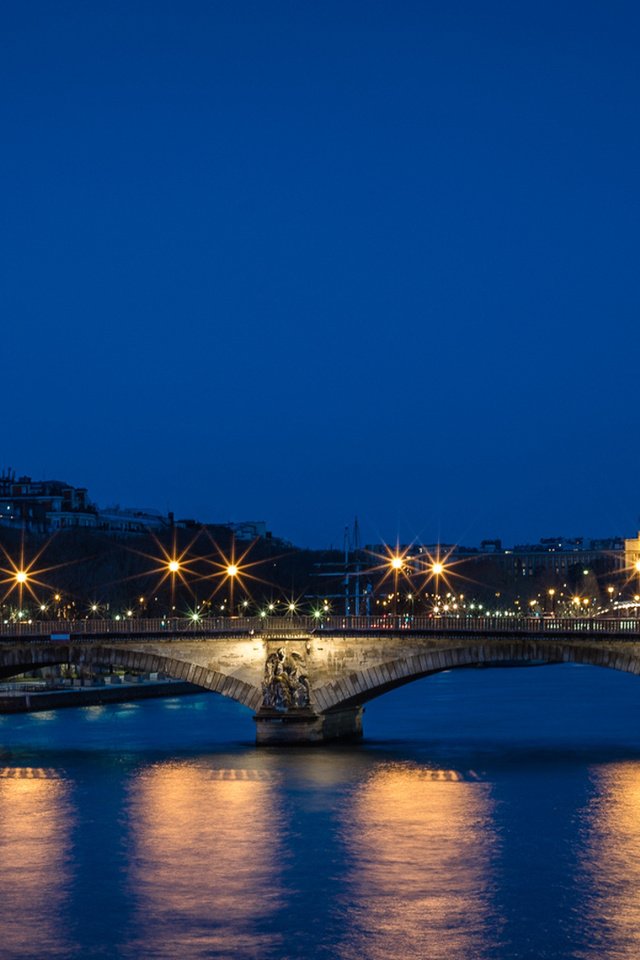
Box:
[0,613,639,641]
[0,617,264,639]
[317,615,640,634]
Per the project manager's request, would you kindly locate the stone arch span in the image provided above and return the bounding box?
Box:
[0,644,263,711]
[312,640,640,713]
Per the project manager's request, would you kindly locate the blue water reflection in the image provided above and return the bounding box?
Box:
[1,664,640,959]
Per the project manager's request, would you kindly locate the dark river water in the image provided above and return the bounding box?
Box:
[1,664,640,960]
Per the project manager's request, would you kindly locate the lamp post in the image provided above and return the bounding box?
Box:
[390,555,403,619]
[607,585,615,615]
[432,562,444,608]
[226,564,238,616]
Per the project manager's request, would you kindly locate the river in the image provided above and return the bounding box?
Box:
[1,663,640,959]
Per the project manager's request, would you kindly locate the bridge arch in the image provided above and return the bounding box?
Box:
[0,643,262,711]
[312,640,640,713]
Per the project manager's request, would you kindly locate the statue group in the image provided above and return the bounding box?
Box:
[262,647,310,710]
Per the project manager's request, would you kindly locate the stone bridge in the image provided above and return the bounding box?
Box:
[1,616,640,743]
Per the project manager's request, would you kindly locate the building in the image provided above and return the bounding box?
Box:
[499,537,625,579]
[624,532,640,571]
[225,521,268,541]
[0,470,97,533]
[96,507,171,535]
[366,535,626,584]
[0,469,174,536]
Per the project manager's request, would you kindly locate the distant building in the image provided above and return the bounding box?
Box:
[0,469,175,536]
[225,521,268,541]
[0,470,97,532]
[366,535,625,580]
[96,507,172,535]
[0,468,273,542]
[624,532,640,570]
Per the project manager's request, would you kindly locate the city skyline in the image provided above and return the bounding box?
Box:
[0,465,639,550]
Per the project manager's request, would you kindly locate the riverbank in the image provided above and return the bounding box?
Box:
[0,680,203,713]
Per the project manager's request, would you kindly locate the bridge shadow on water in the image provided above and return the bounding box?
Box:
[2,662,640,766]
[360,662,640,771]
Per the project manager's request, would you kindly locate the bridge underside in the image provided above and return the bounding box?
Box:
[310,639,640,722]
[0,644,263,711]
[2,637,640,743]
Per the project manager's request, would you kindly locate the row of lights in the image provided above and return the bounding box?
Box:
[4,550,640,619]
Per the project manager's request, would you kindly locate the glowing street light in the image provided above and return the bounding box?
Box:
[1,536,72,609]
[168,559,181,574]
[388,555,405,615]
[428,559,448,603]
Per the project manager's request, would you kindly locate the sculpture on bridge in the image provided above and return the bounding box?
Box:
[262,647,310,710]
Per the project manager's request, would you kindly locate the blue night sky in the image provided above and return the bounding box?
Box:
[2,1,639,547]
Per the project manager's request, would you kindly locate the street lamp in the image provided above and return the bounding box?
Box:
[431,562,444,605]
[226,564,238,614]
[389,555,403,616]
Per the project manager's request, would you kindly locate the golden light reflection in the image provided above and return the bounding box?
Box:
[335,765,500,960]
[125,762,284,958]
[577,763,640,958]
[0,772,75,958]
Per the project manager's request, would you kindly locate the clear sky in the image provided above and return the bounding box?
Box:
[2,1,639,547]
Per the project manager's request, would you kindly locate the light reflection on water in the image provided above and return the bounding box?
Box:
[577,763,640,960]
[1,667,640,958]
[335,763,500,960]
[0,771,76,960]
[123,761,285,959]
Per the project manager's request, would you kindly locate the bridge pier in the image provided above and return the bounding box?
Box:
[254,706,363,745]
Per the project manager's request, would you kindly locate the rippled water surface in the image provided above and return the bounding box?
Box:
[2,664,640,959]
